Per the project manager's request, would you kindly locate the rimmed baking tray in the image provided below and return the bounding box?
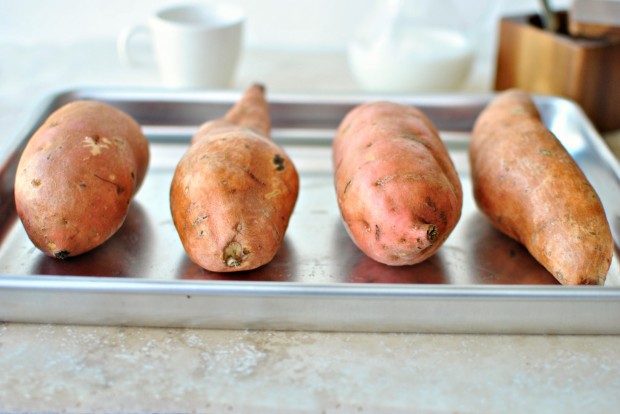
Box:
[1,88,619,334]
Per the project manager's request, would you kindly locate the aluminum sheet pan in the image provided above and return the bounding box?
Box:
[1,88,619,334]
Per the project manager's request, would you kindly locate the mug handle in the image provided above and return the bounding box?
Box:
[117,24,151,67]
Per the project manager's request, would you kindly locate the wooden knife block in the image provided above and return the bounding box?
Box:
[495,12,620,132]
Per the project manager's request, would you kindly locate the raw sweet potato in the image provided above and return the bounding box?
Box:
[333,101,463,266]
[14,100,149,258]
[170,84,299,272]
[470,89,613,285]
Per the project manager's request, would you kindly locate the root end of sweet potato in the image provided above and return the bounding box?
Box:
[426,224,438,243]
[223,241,250,267]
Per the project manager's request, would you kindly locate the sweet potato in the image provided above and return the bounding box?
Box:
[333,101,463,266]
[470,89,613,285]
[170,84,299,272]
[14,100,149,258]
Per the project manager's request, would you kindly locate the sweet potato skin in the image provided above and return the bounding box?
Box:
[14,100,149,258]
[470,89,613,285]
[333,101,463,266]
[170,85,299,272]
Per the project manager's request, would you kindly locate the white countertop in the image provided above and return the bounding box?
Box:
[1,39,620,413]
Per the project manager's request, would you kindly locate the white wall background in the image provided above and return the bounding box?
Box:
[0,0,570,50]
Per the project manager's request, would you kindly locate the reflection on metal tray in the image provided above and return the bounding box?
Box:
[0,88,619,334]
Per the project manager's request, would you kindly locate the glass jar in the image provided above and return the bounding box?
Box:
[347,0,496,93]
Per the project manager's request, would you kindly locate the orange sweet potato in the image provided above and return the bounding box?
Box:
[333,101,463,266]
[170,84,299,272]
[14,100,149,258]
[470,89,613,285]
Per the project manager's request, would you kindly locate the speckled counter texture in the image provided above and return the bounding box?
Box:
[1,323,619,413]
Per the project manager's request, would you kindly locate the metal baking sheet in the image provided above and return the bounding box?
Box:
[1,88,619,334]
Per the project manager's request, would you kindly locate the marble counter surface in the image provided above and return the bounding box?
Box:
[2,324,620,413]
[1,40,619,413]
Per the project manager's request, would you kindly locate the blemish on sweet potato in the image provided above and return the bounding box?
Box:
[54,250,70,260]
[246,169,266,185]
[361,220,371,233]
[425,197,437,211]
[340,120,352,135]
[343,179,352,194]
[193,215,209,228]
[31,178,41,187]
[83,135,111,156]
[401,133,430,150]
[439,211,447,226]
[273,154,285,171]
[265,189,282,199]
[375,175,396,186]
[426,225,438,242]
[94,174,124,195]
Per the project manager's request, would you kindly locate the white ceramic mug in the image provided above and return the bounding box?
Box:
[118,3,245,89]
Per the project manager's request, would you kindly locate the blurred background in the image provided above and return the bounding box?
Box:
[0,0,571,90]
[0,0,568,50]
[0,0,585,141]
